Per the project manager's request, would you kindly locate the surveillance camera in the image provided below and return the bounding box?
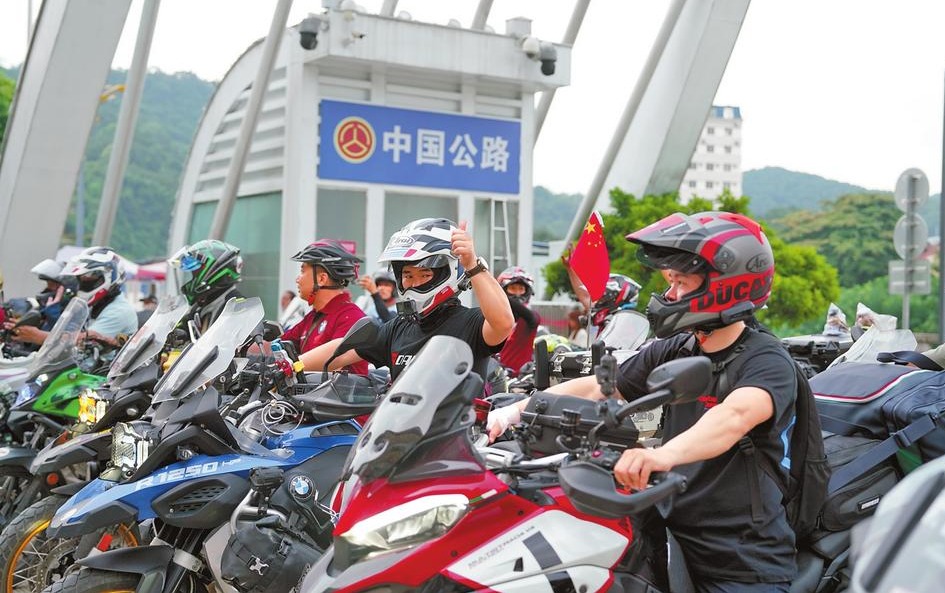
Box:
[521,36,540,60]
[538,41,557,76]
[299,16,320,50]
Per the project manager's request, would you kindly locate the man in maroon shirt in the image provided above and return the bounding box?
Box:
[281,239,368,375]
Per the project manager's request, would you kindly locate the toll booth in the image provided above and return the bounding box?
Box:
[170,6,570,314]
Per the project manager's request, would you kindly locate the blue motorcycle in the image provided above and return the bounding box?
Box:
[46,300,383,593]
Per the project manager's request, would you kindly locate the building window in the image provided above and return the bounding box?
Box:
[725,127,732,136]
[706,181,714,189]
[706,145,715,153]
[688,181,697,188]
[723,164,732,172]
[723,182,732,189]
[724,146,732,154]
[706,163,715,171]
[689,162,697,170]
[707,126,715,135]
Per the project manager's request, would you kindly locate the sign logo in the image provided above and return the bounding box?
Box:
[334,117,375,163]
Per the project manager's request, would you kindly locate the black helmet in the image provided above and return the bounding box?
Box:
[627,211,774,338]
[291,239,362,288]
[171,240,243,306]
[591,273,641,328]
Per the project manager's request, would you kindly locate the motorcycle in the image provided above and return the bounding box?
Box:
[0,299,113,528]
[293,334,710,593]
[0,293,191,593]
[43,303,383,593]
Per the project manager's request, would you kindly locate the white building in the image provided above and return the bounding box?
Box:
[168,7,569,315]
[678,105,742,202]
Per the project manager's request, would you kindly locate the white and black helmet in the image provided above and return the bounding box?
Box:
[379,218,465,318]
[60,246,126,307]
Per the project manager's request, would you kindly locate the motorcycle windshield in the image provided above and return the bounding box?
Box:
[107,294,190,381]
[827,325,918,369]
[150,297,264,405]
[596,310,650,351]
[24,298,89,376]
[346,335,481,484]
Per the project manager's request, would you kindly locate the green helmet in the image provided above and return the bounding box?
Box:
[171,240,243,305]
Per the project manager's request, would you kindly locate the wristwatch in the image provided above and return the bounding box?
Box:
[464,257,490,279]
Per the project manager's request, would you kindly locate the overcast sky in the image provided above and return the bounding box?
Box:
[2,0,944,196]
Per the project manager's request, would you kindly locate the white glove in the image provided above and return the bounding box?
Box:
[486,404,522,437]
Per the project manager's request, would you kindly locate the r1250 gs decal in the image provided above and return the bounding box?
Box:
[134,461,219,491]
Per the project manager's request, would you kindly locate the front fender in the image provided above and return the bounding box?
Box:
[30,430,111,474]
[78,545,174,593]
[0,445,37,473]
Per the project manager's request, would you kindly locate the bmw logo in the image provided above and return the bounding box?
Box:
[289,475,314,500]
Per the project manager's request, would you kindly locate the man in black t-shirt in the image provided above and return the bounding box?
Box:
[299,218,514,382]
[488,211,797,592]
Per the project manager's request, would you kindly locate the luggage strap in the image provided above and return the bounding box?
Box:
[827,412,942,495]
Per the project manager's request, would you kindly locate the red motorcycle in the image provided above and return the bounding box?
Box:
[297,335,711,593]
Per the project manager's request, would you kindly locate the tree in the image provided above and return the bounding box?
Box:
[543,188,840,331]
[773,193,900,287]
[0,71,15,144]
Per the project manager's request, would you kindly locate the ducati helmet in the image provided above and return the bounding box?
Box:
[171,240,243,305]
[61,246,126,307]
[497,266,535,303]
[291,239,361,288]
[379,218,464,318]
[627,211,774,338]
[591,273,642,328]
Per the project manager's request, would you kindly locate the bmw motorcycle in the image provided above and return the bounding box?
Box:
[44,302,383,593]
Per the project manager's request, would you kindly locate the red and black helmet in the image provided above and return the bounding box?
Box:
[626,211,774,338]
[497,266,535,302]
[291,239,362,287]
[591,273,642,328]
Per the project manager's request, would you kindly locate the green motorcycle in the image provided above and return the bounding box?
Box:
[0,299,112,527]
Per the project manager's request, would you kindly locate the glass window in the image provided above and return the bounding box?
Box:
[723,182,731,189]
[723,164,733,172]
[706,163,715,171]
[706,126,715,135]
[725,127,733,136]
[475,198,519,271]
[706,145,715,153]
[706,181,714,189]
[317,188,368,297]
[724,146,732,154]
[688,181,697,188]
[188,193,282,317]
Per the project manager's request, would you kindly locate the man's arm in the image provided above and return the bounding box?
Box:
[508,298,539,330]
[562,247,592,314]
[371,293,395,323]
[613,386,775,490]
[451,222,514,346]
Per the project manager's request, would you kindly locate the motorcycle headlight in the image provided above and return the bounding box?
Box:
[77,389,108,425]
[110,422,150,475]
[338,494,468,564]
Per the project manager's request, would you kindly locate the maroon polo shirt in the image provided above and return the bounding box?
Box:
[282,292,369,375]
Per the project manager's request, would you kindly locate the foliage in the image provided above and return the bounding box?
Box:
[0,71,15,145]
[774,193,900,287]
[542,188,839,330]
[743,166,868,218]
[533,185,582,241]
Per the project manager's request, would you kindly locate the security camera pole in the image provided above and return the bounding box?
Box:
[209,0,293,240]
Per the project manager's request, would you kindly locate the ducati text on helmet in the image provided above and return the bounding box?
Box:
[291,239,362,288]
[627,211,774,338]
[379,218,465,319]
[61,246,126,307]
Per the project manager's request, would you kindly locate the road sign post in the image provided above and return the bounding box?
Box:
[890,168,930,330]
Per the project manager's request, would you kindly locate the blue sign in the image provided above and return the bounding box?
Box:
[318,100,521,194]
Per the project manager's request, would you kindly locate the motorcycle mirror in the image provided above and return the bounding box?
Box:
[617,356,712,420]
[533,338,550,390]
[322,317,379,381]
[14,310,43,328]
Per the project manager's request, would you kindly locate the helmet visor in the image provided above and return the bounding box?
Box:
[636,245,709,274]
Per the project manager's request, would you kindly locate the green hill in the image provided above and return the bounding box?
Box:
[743,166,869,218]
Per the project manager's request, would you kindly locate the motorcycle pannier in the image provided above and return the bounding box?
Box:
[811,363,945,472]
[818,433,899,532]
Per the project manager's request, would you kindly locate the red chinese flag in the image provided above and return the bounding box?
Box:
[570,211,610,301]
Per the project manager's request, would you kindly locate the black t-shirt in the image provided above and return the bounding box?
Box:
[354,303,502,382]
[616,328,798,583]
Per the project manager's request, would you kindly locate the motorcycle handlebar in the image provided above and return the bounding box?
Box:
[558,459,687,519]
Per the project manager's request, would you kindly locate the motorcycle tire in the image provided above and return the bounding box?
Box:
[0,495,138,593]
[40,568,138,593]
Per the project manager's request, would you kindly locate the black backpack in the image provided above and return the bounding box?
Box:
[706,330,831,542]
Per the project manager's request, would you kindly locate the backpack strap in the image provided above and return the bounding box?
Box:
[875,350,944,371]
[827,412,944,494]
